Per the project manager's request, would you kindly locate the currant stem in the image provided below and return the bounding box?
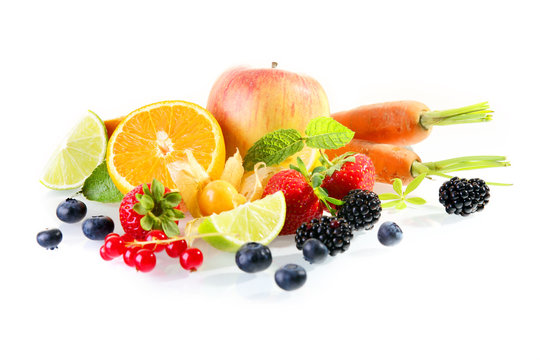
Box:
[419,102,493,129]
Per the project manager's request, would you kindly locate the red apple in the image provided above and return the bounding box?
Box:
[206,63,330,157]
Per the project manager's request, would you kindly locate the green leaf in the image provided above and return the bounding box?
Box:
[133,203,148,215]
[395,201,407,210]
[378,193,401,200]
[295,157,309,178]
[163,192,182,207]
[326,197,344,206]
[243,129,304,171]
[392,178,403,197]
[162,219,180,237]
[135,193,143,201]
[170,208,185,220]
[311,173,324,188]
[405,197,427,205]
[81,161,124,203]
[151,179,165,199]
[139,194,154,209]
[140,215,154,231]
[381,200,402,208]
[312,166,326,174]
[304,117,354,149]
[404,173,427,196]
[143,183,151,196]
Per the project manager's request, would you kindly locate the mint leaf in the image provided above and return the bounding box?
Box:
[243,129,304,171]
[81,161,124,203]
[304,117,354,149]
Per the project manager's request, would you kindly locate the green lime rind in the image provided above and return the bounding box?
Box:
[40,110,108,190]
[198,192,286,252]
[198,219,243,252]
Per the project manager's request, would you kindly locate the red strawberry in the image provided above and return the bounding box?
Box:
[262,169,323,235]
[322,153,375,201]
[119,180,184,239]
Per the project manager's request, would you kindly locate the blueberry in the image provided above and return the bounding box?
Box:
[377,221,403,246]
[274,264,307,291]
[82,216,115,240]
[56,198,87,223]
[302,238,328,264]
[37,228,63,250]
[235,242,272,273]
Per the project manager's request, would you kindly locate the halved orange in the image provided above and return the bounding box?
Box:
[107,101,226,194]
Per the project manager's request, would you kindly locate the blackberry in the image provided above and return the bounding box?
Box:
[295,216,353,256]
[337,189,382,231]
[439,177,490,216]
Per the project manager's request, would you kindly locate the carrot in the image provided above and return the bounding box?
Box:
[326,139,510,185]
[332,101,493,146]
[104,116,125,138]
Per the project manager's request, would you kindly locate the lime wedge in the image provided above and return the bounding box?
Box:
[198,191,286,252]
[40,110,108,190]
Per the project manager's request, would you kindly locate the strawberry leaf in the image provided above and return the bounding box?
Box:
[139,194,154,209]
[133,203,148,215]
[162,219,180,237]
[140,215,154,231]
[151,179,165,199]
[163,192,182,207]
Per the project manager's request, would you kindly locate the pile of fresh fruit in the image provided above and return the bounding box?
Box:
[37,63,510,291]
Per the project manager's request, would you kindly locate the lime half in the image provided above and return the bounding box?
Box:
[198,191,286,252]
[40,110,108,190]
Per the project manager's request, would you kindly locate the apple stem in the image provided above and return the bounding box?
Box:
[272,62,278,68]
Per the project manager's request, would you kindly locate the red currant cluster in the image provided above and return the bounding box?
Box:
[99,230,204,272]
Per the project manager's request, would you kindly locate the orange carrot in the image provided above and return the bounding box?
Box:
[332,101,492,146]
[104,116,125,138]
[326,139,509,185]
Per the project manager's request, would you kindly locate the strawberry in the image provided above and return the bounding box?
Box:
[322,153,376,201]
[262,169,323,235]
[119,179,184,239]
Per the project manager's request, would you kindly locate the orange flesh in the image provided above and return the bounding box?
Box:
[326,139,421,184]
[331,100,431,146]
[108,102,225,193]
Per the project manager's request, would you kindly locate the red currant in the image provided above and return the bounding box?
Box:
[123,246,138,267]
[144,230,167,252]
[100,245,113,261]
[180,248,203,271]
[105,233,120,241]
[120,233,135,245]
[165,239,187,258]
[104,237,125,258]
[134,249,156,272]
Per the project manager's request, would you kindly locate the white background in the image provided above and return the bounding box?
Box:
[1,0,538,359]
